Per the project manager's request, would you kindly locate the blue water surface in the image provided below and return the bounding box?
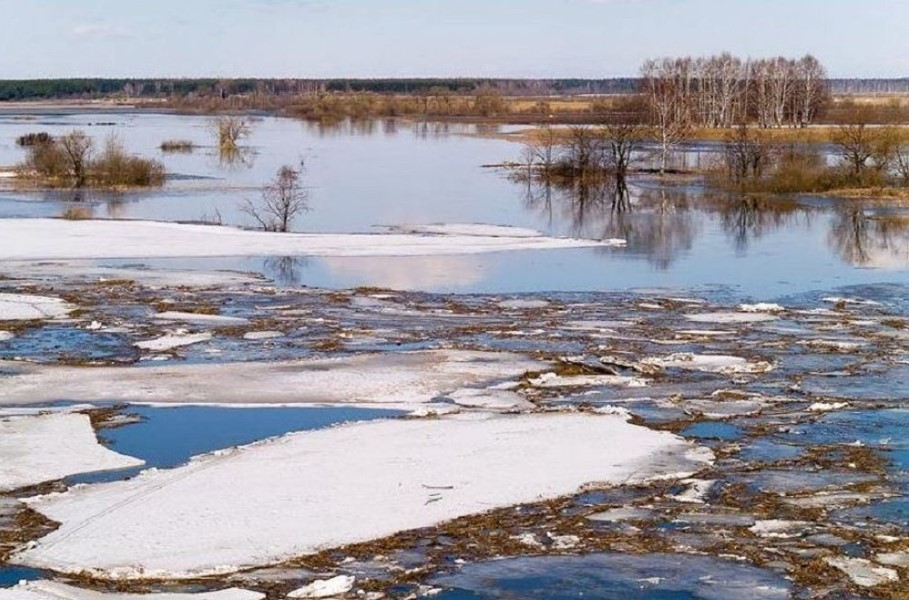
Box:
[69,405,402,484]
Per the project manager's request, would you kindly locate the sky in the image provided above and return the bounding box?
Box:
[1,0,907,79]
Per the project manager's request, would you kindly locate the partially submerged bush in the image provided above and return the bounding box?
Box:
[61,206,93,220]
[214,116,251,153]
[16,132,52,147]
[159,139,195,153]
[17,130,165,188]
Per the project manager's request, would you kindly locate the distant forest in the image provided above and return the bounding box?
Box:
[0,77,906,101]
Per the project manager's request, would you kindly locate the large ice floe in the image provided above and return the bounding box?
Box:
[0,413,143,492]
[0,350,539,408]
[12,413,711,579]
[0,294,74,321]
[0,581,263,600]
[0,219,614,261]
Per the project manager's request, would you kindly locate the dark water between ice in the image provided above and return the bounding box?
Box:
[430,553,790,600]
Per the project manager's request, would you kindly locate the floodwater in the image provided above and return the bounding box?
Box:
[2,111,909,597]
[431,553,791,600]
[0,111,907,298]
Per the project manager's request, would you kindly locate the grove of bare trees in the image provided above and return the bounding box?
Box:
[640,53,828,132]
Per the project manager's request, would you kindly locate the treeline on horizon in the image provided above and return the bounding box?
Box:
[0,77,907,101]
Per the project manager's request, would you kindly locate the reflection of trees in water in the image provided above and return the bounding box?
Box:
[706,193,812,253]
[262,256,309,286]
[828,209,909,267]
[217,145,256,170]
[521,178,696,270]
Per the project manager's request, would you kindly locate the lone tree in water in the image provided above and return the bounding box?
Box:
[58,130,94,187]
[243,165,309,232]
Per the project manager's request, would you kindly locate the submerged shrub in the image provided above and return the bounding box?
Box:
[160,139,195,153]
[61,206,93,220]
[16,132,52,147]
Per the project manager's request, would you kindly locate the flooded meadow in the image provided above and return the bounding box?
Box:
[0,110,908,599]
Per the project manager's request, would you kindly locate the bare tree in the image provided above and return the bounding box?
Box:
[601,121,646,209]
[214,116,251,153]
[723,123,771,184]
[831,116,897,178]
[641,58,690,174]
[243,165,309,232]
[793,54,828,127]
[58,130,94,187]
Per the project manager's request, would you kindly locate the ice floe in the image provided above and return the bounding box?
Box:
[641,353,774,375]
[527,372,649,388]
[135,331,213,352]
[0,413,143,492]
[737,303,785,313]
[684,312,779,324]
[0,219,612,261]
[0,293,74,321]
[287,575,355,599]
[0,351,541,408]
[13,413,711,579]
[153,312,250,326]
[0,581,263,600]
[824,557,900,587]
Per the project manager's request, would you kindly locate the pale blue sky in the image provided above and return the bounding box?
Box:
[1,0,907,79]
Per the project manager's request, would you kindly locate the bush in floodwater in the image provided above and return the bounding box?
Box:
[92,135,166,187]
[19,138,68,179]
[159,139,195,153]
[61,206,93,220]
[214,116,251,154]
[90,135,164,187]
[15,132,53,147]
[18,130,165,188]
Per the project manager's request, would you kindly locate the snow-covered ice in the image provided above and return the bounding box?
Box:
[0,413,143,492]
[0,581,263,600]
[13,413,711,579]
[685,312,779,324]
[642,353,774,375]
[0,350,541,408]
[738,303,785,313]
[135,332,213,352]
[287,575,355,599]
[0,293,74,321]
[154,312,250,326]
[527,372,649,388]
[824,557,900,587]
[0,219,611,261]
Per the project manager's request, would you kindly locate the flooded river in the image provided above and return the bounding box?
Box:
[0,111,907,599]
